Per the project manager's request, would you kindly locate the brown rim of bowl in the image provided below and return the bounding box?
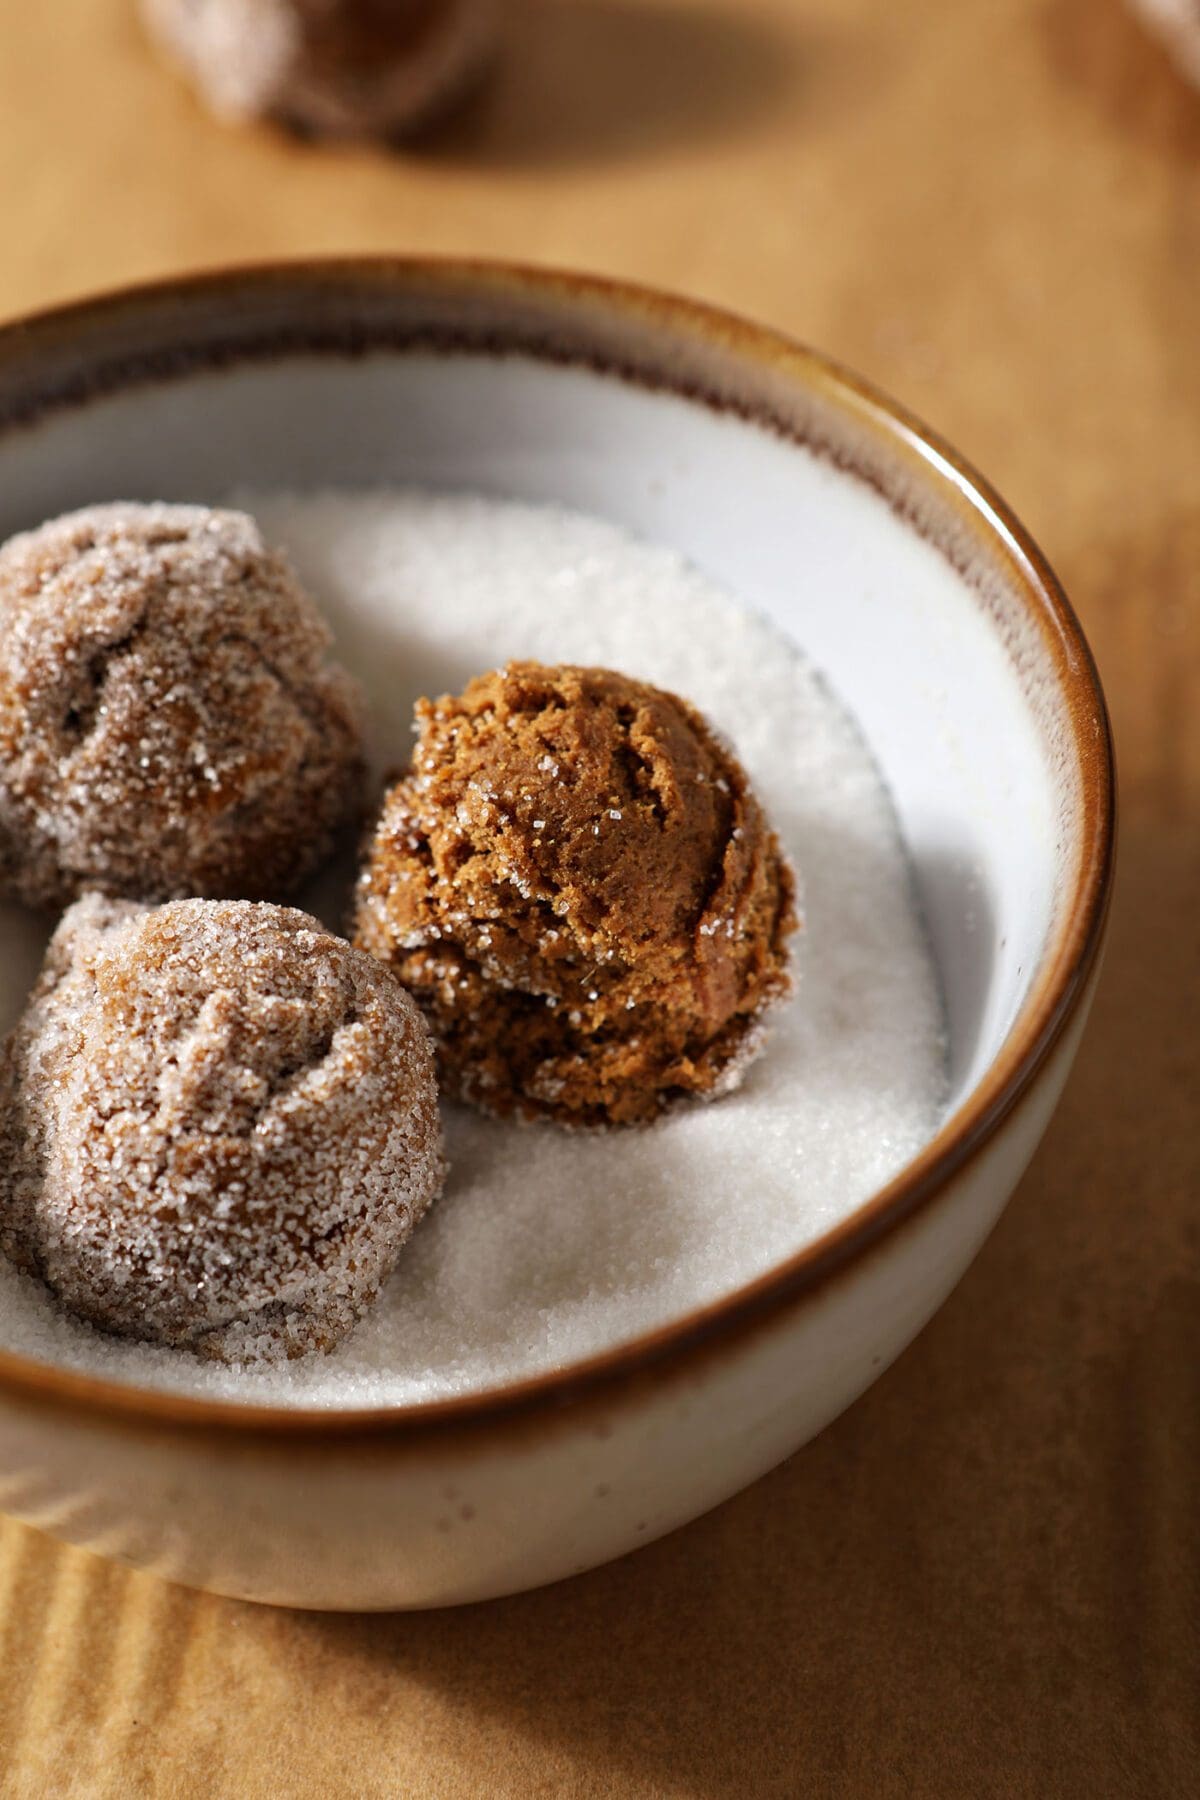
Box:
[0,258,1115,1440]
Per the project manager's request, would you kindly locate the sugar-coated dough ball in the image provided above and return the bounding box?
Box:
[0,896,445,1361]
[354,662,797,1127]
[0,503,365,909]
[142,0,500,138]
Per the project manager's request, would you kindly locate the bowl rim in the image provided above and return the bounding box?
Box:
[0,256,1116,1440]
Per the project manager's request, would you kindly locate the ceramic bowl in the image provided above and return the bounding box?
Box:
[0,262,1114,1610]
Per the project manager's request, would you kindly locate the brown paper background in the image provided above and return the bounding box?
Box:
[0,1,1197,1793]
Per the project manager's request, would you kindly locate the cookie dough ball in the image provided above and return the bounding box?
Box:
[0,895,444,1360]
[354,662,797,1127]
[0,503,365,909]
[142,0,499,139]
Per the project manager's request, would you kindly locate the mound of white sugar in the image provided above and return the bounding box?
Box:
[0,490,947,1406]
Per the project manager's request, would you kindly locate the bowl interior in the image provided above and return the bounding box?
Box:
[0,345,1074,1109]
[0,268,1111,1420]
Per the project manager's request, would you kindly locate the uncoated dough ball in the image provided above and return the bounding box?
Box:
[142,0,500,138]
[0,895,445,1361]
[0,502,365,909]
[354,661,797,1127]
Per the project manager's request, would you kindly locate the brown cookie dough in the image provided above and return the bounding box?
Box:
[0,502,365,910]
[141,0,499,139]
[354,662,797,1127]
[0,895,445,1361]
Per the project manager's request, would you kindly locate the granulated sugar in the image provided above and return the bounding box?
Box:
[0,490,947,1406]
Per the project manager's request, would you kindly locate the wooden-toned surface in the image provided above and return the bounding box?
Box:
[0,2,1197,1794]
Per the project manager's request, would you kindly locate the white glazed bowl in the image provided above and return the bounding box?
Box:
[0,262,1114,1610]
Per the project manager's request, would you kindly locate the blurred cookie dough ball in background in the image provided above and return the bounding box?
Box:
[1128,0,1200,85]
[141,0,501,139]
